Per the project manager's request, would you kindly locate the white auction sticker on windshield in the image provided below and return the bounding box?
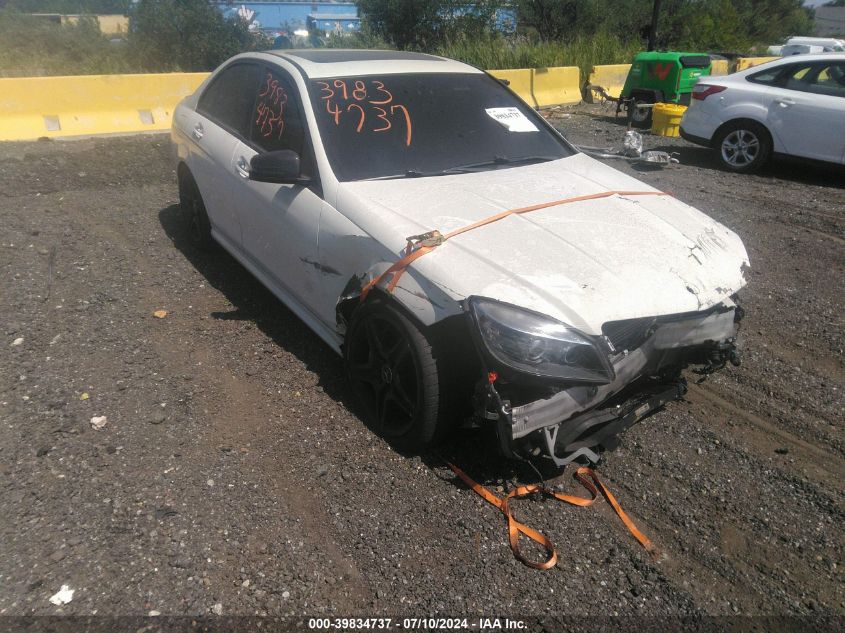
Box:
[485,107,539,132]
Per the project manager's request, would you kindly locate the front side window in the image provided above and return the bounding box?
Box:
[197,63,261,138]
[307,73,573,181]
[250,67,306,153]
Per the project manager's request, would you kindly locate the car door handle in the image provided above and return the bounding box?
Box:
[192,123,204,140]
[235,156,250,179]
[775,98,795,107]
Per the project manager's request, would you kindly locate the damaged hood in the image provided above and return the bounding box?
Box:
[336,153,749,335]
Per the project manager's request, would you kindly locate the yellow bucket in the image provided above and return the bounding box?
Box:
[651,103,687,137]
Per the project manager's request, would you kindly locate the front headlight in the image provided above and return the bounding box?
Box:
[468,297,613,384]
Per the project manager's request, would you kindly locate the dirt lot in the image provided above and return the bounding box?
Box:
[0,103,842,623]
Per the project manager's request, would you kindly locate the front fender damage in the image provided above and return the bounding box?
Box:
[335,262,464,335]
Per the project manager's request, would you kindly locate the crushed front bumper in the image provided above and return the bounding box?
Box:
[475,306,740,466]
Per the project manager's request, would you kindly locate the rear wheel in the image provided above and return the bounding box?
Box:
[178,168,214,250]
[344,299,444,452]
[714,121,772,173]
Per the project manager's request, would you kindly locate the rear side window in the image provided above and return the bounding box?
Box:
[804,63,845,98]
[197,63,261,138]
[782,64,816,91]
[747,66,786,86]
[250,67,305,154]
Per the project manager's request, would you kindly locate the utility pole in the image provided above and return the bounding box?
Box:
[648,0,662,51]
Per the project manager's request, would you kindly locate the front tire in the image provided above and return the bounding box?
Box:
[344,298,445,453]
[714,121,772,173]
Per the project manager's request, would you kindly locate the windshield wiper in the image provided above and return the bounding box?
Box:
[360,169,438,181]
[358,156,559,181]
[441,155,559,174]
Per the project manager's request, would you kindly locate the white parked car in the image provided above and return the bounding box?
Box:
[172,50,749,466]
[680,54,845,172]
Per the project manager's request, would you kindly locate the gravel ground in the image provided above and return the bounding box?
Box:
[0,103,842,623]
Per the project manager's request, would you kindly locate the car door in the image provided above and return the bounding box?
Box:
[229,64,327,320]
[191,61,261,251]
[766,61,845,163]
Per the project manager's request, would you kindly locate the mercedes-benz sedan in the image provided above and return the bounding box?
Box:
[172,50,749,467]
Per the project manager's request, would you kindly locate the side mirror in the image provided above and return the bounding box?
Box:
[249,150,308,184]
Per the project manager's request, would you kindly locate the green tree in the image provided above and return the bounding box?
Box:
[355,0,446,49]
[0,0,130,13]
[0,8,131,74]
[514,0,812,51]
[356,0,505,49]
[128,0,269,72]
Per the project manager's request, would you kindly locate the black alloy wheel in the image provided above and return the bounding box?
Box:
[344,299,443,451]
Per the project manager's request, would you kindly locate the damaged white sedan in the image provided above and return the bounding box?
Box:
[171,50,749,466]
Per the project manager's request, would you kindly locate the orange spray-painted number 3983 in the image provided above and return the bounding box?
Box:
[317,78,413,147]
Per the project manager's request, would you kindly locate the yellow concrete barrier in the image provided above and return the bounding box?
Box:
[587,63,631,99]
[710,59,729,76]
[532,66,581,107]
[490,66,581,108]
[0,72,208,141]
[734,56,780,72]
[488,68,537,108]
[1,65,582,142]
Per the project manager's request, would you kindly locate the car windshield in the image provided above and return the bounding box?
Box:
[307,72,574,181]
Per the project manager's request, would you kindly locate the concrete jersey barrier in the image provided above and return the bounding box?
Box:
[735,56,780,72]
[710,59,730,76]
[488,66,582,109]
[532,66,581,107]
[587,63,631,98]
[488,68,537,108]
[2,67,583,141]
[0,72,209,141]
[0,57,776,142]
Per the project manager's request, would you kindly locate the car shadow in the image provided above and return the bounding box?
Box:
[159,203,545,483]
[420,429,570,490]
[644,143,845,188]
[158,203,351,407]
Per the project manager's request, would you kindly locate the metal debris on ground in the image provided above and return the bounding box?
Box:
[622,130,643,156]
[576,130,679,167]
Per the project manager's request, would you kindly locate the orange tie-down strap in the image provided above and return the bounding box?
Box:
[359,190,670,302]
[447,462,654,570]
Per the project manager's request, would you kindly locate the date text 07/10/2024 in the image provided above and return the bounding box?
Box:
[307,617,527,630]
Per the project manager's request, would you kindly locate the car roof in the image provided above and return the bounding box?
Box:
[723,53,845,78]
[749,53,845,67]
[262,49,483,79]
